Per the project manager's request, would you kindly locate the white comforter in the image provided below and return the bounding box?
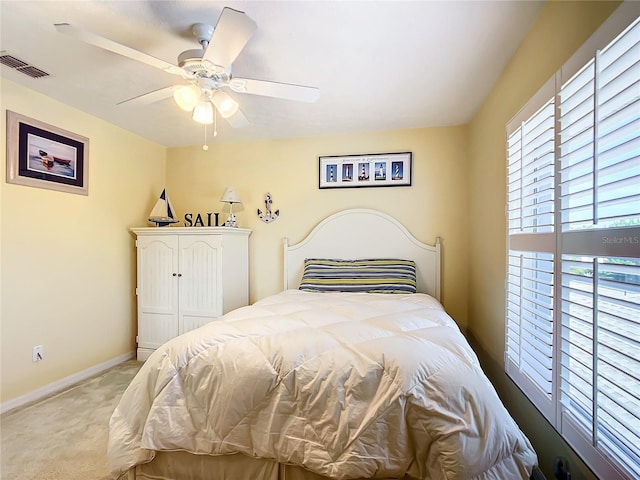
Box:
[108,290,537,479]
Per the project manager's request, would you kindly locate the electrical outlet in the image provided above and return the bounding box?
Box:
[32,345,43,363]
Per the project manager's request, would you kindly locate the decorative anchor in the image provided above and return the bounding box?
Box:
[257,193,280,223]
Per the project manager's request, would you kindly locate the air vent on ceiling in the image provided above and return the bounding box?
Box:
[0,53,49,78]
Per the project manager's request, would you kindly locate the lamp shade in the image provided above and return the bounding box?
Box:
[212,91,239,118]
[192,96,214,124]
[173,84,200,111]
[220,187,242,204]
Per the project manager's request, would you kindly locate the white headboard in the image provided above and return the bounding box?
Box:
[283,209,441,300]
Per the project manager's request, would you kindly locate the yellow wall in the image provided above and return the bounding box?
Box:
[467,1,620,479]
[166,127,470,326]
[0,79,166,403]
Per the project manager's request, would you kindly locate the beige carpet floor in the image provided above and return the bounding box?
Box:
[1,360,142,480]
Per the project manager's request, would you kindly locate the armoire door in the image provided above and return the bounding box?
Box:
[177,235,222,333]
[136,235,179,353]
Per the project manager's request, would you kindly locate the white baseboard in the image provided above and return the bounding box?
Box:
[0,351,135,415]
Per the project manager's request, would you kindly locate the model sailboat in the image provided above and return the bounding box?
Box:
[148,189,179,227]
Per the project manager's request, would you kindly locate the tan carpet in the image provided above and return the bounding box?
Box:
[1,360,142,480]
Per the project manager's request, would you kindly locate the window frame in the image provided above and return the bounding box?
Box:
[505,3,640,479]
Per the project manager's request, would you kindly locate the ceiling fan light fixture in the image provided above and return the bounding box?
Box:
[212,91,239,118]
[173,84,200,111]
[192,96,214,124]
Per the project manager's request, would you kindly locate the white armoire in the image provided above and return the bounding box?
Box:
[131,227,251,361]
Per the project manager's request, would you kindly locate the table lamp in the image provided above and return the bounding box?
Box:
[220,187,242,227]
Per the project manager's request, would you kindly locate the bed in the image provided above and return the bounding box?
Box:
[109,209,538,480]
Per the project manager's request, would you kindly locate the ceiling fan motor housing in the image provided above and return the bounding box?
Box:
[178,23,228,78]
[178,49,207,69]
[178,49,229,76]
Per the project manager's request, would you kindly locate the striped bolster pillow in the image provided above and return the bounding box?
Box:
[299,258,417,294]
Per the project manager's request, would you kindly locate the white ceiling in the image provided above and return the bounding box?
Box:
[0,1,544,147]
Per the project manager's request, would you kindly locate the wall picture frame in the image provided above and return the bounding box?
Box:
[319,152,412,189]
[6,110,89,195]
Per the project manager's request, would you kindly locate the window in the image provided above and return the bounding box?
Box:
[506,4,639,479]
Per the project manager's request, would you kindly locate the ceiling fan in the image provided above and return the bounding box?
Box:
[54,7,319,128]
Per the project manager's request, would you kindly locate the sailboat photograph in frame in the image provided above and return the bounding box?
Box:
[6,110,89,195]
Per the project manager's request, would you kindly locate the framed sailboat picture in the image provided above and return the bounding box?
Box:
[5,111,89,195]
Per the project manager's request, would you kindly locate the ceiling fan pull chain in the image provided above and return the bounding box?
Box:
[202,123,209,151]
[202,108,218,151]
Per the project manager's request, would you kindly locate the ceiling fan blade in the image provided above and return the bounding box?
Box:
[203,7,257,68]
[229,78,319,103]
[54,23,184,76]
[224,106,250,128]
[117,85,183,106]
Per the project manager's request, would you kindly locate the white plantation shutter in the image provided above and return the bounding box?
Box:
[506,5,640,479]
[560,255,640,478]
[506,96,556,415]
[558,59,596,230]
[594,20,640,228]
[507,86,557,421]
[557,17,640,479]
[510,99,556,235]
[506,251,554,397]
[559,20,640,231]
